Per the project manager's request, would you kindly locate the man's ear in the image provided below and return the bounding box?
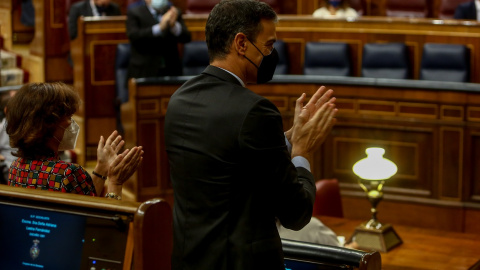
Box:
[234,33,248,55]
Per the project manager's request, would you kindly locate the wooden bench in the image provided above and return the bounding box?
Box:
[122,75,480,233]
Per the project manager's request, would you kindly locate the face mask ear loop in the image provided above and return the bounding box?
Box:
[244,38,265,69]
[244,55,260,69]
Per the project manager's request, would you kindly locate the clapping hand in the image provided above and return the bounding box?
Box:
[160,7,178,30]
[96,130,125,173]
[288,86,337,161]
[167,7,178,27]
[108,146,144,186]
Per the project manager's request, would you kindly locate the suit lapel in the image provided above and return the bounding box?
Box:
[202,65,243,86]
[84,1,94,16]
[138,4,160,24]
[471,2,477,20]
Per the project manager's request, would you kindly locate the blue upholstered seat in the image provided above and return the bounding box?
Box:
[182,41,209,76]
[361,43,410,79]
[115,43,131,103]
[274,40,288,75]
[304,42,351,76]
[420,43,470,82]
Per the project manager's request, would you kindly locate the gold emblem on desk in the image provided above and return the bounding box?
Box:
[30,239,40,260]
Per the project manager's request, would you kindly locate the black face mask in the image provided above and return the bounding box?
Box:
[244,41,279,84]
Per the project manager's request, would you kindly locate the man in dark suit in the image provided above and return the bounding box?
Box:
[454,0,477,20]
[164,1,337,269]
[68,0,121,40]
[126,0,191,78]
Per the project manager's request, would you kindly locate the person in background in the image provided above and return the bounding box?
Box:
[164,0,337,269]
[6,82,143,200]
[126,0,191,78]
[20,0,35,27]
[313,0,358,19]
[68,0,121,40]
[454,0,478,20]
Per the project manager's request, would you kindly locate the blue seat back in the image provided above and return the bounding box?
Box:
[420,43,470,82]
[115,43,131,103]
[362,43,409,79]
[274,40,288,75]
[182,41,210,76]
[304,42,351,76]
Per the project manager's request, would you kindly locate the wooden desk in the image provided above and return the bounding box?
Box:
[0,185,173,270]
[124,75,480,233]
[320,216,480,270]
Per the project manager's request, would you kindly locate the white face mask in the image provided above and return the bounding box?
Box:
[151,0,168,10]
[55,118,80,151]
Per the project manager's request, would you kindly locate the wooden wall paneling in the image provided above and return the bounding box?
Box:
[464,128,480,203]
[29,0,135,83]
[405,41,420,79]
[0,1,13,51]
[341,196,466,232]
[120,78,138,201]
[137,120,162,190]
[296,0,311,15]
[426,0,437,18]
[121,81,177,205]
[29,0,46,81]
[372,0,385,16]
[282,1,298,14]
[128,77,480,232]
[440,127,464,200]
[29,0,72,82]
[278,38,305,75]
[71,17,128,163]
[464,208,480,234]
[44,0,71,82]
[465,43,476,83]
[326,122,434,193]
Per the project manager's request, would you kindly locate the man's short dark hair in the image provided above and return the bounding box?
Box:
[206,0,277,62]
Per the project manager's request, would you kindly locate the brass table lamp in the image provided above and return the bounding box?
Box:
[350,147,402,252]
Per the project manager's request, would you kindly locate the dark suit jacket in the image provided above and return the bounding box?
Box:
[126,4,191,78]
[164,65,316,270]
[454,1,477,20]
[68,0,121,40]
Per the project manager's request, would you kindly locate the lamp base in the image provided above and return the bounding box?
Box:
[350,222,402,253]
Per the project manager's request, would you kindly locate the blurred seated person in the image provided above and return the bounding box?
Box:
[6,82,143,200]
[277,217,359,249]
[313,0,358,19]
[20,0,35,27]
[126,0,191,78]
[68,0,121,40]
[454,0,478,20]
